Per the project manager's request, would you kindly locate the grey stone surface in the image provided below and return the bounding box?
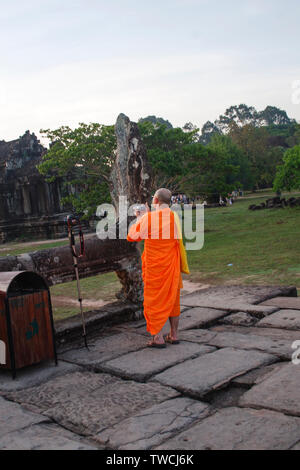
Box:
[94,397,210,450]
[221,312,257,326]
[207,331,293,360]
[180,285,296,309]
[155,407,300,450]
[233,363,286,387]
[0,396,47,437]
[44,381,179,436]
[5,371,120,411]
[153,348,276,398]
[178,329,217,343]
[260,296,300,310]
[210,324,300,342]
[101,342,215,382]
[177,307,230,329]
[6,371,179,436]
[240,363,300,416]
[174,328,292,359]
[0,281,298,451]
[226,304,278,317]
[0,360,80,393]
[0,423,98,450]
[59,331,147,368]
[257,309,300,330]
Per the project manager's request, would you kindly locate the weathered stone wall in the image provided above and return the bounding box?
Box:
[0,131,68,242]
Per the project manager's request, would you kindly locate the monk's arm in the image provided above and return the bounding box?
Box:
[127,220,142,242]
[127,213,149,242]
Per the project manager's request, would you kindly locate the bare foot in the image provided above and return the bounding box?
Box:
[164,333,180,345]
[147,334,165,346]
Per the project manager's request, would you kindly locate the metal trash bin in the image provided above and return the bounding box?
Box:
[0,271,57,379]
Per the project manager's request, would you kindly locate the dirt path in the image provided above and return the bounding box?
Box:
[51,280,210,310]
[0,233,95,252]
[51,296,111,309]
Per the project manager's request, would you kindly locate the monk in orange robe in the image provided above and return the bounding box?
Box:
[127,188,182,347]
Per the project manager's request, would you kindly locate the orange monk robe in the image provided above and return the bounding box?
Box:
[127,207,183,336]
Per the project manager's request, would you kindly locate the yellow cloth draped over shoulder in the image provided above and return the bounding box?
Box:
[127,207,189,335]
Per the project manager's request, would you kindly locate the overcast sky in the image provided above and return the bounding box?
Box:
[1,0,300,142]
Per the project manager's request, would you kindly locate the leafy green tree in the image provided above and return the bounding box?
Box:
[138,121,244,201]
[229,124,279,189]
[138,115,173,129]
[180,142,239,202]
[38,123,116,217]
[285,123,300,147]
[259,106,294,126]
[273,145,300,192]
[207,134,253,189]
[138,121,199,191]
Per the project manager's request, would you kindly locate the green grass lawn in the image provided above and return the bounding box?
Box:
[186,191,300,288]
[51,272,120,321]
[0,240,69,257]
[2,189,300,321]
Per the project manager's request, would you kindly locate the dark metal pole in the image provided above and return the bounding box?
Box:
[67,221,88,349]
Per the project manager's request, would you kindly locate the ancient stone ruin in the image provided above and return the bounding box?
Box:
[0,131,68,242]
[249,196,300,211]
[0,114,153,303]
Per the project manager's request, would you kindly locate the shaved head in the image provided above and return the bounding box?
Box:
[154,188,172,205]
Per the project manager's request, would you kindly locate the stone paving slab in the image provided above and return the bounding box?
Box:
[181,299,277,317]
[154,407,300,450]
[5,371,121,411]
[260,296,300,310]
[177,307,230,329]
[100,342,216,382]
[239,363,300,416]
[210,324,300,342]
[0,422,98,450]
[6,371,179,436]
[0,396,47,437]
[59,331,148,368]
[257,309,300,330]
[177,329,217,344]
[153,347,276,398]
[180,285,296,308]
[168,328,291,360]
[0,360,81,393]
[94,397,210,450]
[227,304,278,318]
[43,381,179,436]
[206,331,293,360]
